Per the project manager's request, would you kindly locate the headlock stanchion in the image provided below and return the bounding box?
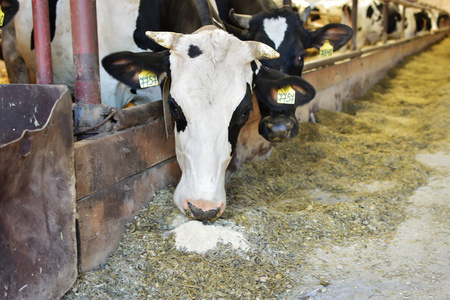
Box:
[70,0,102,105]
[32,0,53,84]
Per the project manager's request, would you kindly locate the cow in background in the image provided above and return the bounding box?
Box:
[217,0,352,75]
[341,0,402,49]
[215,0,352,127]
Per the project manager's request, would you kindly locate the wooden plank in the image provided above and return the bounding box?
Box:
[75,118,176,199]
[77,157,181,272]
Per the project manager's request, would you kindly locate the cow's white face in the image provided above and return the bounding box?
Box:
[160,27,277,220]
[169,29,254,220]
[102,26,281,221]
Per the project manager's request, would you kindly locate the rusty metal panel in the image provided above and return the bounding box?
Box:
[0,84,77,299]
[74,117,176,199]
[77,157,181,271]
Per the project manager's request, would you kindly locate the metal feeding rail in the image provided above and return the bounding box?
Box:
[31,0,101,104]
[303,0,450,72]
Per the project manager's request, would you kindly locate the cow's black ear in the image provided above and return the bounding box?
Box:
[223,22,249,40]
[310,23,353,51]
[254,66,315,107]
[101,50,170,90]
[0,0,20,28]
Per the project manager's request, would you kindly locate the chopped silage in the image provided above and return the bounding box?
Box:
[63,37,450,299]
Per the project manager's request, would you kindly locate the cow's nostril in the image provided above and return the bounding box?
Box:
[187,202,221,221]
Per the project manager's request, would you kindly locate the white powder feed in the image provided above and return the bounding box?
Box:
[172,221,250,254]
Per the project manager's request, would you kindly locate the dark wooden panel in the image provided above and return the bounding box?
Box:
[0,85,77,299]
[77,157,181,272]
[75,118,176,199]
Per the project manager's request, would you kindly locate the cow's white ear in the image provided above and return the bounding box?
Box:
[146,31,182,49]
[299,6,311,23]
[248,41,280,60]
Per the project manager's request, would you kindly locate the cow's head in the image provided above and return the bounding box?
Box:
[102,26,316,221]
[226,6,353,76]
[252,61,315,141]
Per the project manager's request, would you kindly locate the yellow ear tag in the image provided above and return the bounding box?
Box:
[138,70,158,88]
[0,5,5,27]
[277,85,296,105]
[320,40,333,57]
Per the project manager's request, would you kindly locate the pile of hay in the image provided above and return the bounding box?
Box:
[64,37,450,299]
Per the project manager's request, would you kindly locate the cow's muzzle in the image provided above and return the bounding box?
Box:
[185,201,223,221]
[259,115,299,142]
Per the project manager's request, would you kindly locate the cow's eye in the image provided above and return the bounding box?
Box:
[241,107,252,121]
[168,96,187,132]
[168,96,183,119]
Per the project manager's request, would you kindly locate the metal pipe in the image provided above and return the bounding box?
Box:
[382,0,389,44]
[32,0,53,84]
[70,0,101,105]
[351,0,358,51]
[401,5,405,39]
[283,0,292,7]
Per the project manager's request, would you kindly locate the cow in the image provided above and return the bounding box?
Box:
[1,1,318,220]
[340,0,402,49]
[102,26,316,220]
[0,0,231,108]
[400,7,440,39]
[0,0,318,142]
[216,0,353,76]
[214,0,352,130]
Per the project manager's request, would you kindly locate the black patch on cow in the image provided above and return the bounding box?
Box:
[415,10,432,32]
[228,83,253,155]
[168,96,187,132]
[251,61,258,74]
[366,5,374,19]
[133,0,217,51]
[30,0,58,50]
[188,45,203,58]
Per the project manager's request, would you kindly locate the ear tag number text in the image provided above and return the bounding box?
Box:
[320,40,333,57]
[0,5,5,27]
[138,70,158,88]
[277,85,296,105]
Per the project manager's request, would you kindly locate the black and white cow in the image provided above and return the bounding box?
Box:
[0,0,230,108]
[102,26,315,220]
[215,0,352,137]
[341,0,402,48]
[1,1,317,220]
[1,0,317,142]
[217,0,353,75]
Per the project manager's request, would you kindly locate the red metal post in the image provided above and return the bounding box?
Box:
[32,0,53,84]
[70,0,101,105]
